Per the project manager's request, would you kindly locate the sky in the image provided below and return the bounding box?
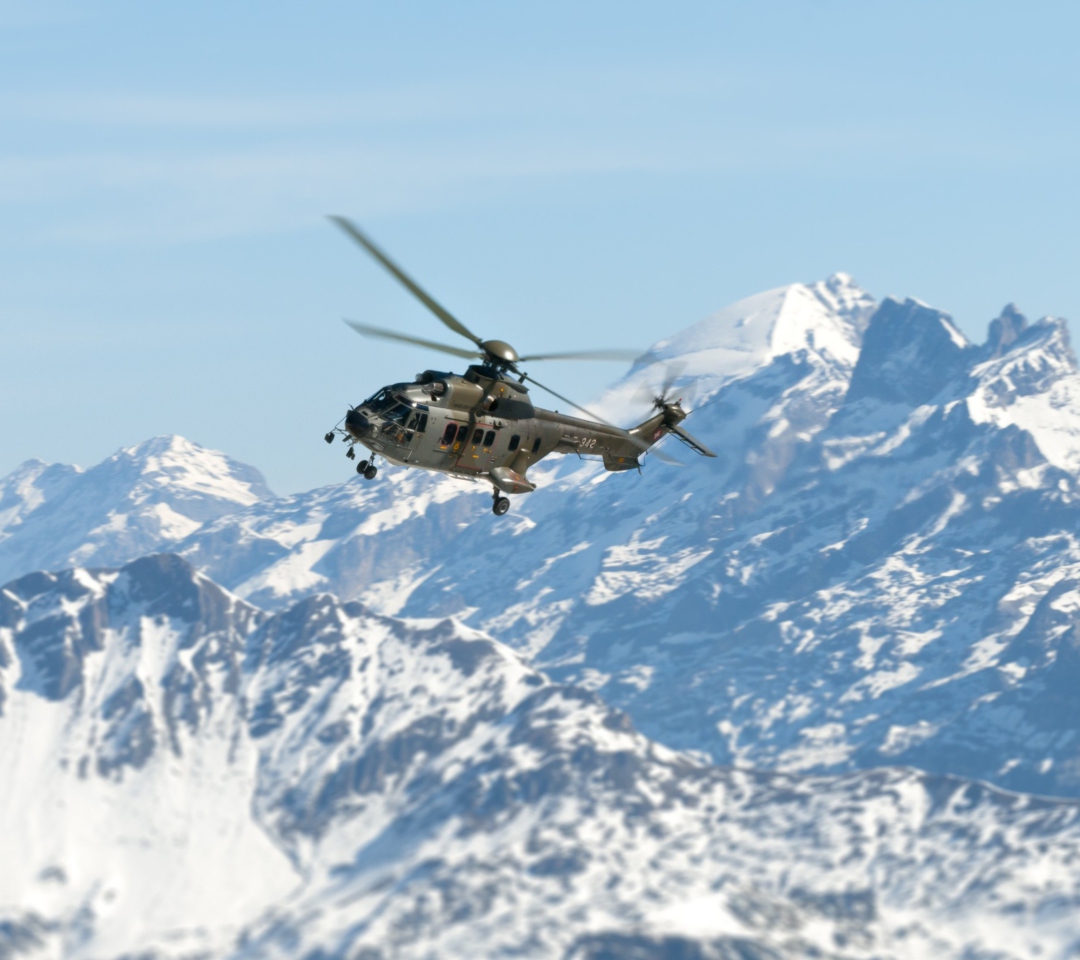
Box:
[2,0,1079,494]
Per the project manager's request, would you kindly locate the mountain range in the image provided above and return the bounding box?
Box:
[4,272,1080,958]
[3,554,1079,959]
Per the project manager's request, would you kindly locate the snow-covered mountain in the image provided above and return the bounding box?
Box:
[3,554,1079,960]
[143,278,1080,799]
[0,435,272,586]
[4,273,1080,808]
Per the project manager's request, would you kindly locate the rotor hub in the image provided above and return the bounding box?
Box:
[480,339,519,365]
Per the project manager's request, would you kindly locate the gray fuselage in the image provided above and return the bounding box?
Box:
[344,365,675,494]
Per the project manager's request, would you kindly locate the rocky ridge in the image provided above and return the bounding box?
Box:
[2,554,1079,960]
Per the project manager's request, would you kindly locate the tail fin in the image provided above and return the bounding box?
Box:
[627,400,717,461]
[667,422,716,458]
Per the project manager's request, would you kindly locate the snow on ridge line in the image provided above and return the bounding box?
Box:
[0,434,275,511]
[0,436,276,587]
[965,312,1080,473]
[109,434,274,504]
[594,273,874,422]
[0,460,83,537]
[643,274,873,372]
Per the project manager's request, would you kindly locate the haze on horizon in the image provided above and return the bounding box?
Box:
[2,0,1078,494]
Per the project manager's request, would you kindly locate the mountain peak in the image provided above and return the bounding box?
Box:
[109,434,274,504]
[985,303,1029,358]
[0,437,274,586]
[0,460,82,540]
[120,434,213,464]
[111,434,270,494]
[638,274,875,379]
[846,297,971,406]
[966,314,1080,471]
[592,274,873,426]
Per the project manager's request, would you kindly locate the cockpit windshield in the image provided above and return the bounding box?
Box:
[363,388,396,413]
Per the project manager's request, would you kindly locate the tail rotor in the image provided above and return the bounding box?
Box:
[633,361,716,461]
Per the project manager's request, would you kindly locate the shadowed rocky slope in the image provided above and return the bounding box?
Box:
[2,554,1079,959]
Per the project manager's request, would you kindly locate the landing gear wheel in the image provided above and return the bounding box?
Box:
[492,496,511,516]
[356,460,369,475]
[363,464,378,480]
[324,432,335,444]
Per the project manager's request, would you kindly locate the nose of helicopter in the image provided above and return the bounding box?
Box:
[345,408,371,438]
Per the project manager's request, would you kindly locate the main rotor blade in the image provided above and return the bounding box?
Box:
[329,216,484,347]
[520,373,617,429]
[343,319,482,360]
[517,349,641,363]
[659,360,687,400]
[632,360,689,410]
[634,382,661,407]
[522,373,691,466]
[522,372,652,456]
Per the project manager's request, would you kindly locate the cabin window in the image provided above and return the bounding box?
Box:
[508,434,520,451]
[456,424,470,442]
[406,412,419,430]
[441,423,456,445]
[417,414,428,433]
[472,428,484,444]
[483,430,496,447]
[532,437,542,453]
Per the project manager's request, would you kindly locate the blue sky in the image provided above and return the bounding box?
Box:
[2,1,1078,493]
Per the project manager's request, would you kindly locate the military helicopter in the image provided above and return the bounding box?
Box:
[324,217,716,516]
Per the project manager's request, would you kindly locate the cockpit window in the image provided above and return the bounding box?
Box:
[364,387,395,412]
[384,403,412,426]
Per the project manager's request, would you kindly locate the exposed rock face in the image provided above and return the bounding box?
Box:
[2,556,1079,960]
[985,302,1029,358]
[845,297,972,406]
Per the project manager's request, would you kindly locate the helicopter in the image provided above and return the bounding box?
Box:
[324,216,716,516]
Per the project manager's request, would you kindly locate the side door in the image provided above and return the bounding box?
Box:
[463,422,502,473]
[434,418,472,469]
